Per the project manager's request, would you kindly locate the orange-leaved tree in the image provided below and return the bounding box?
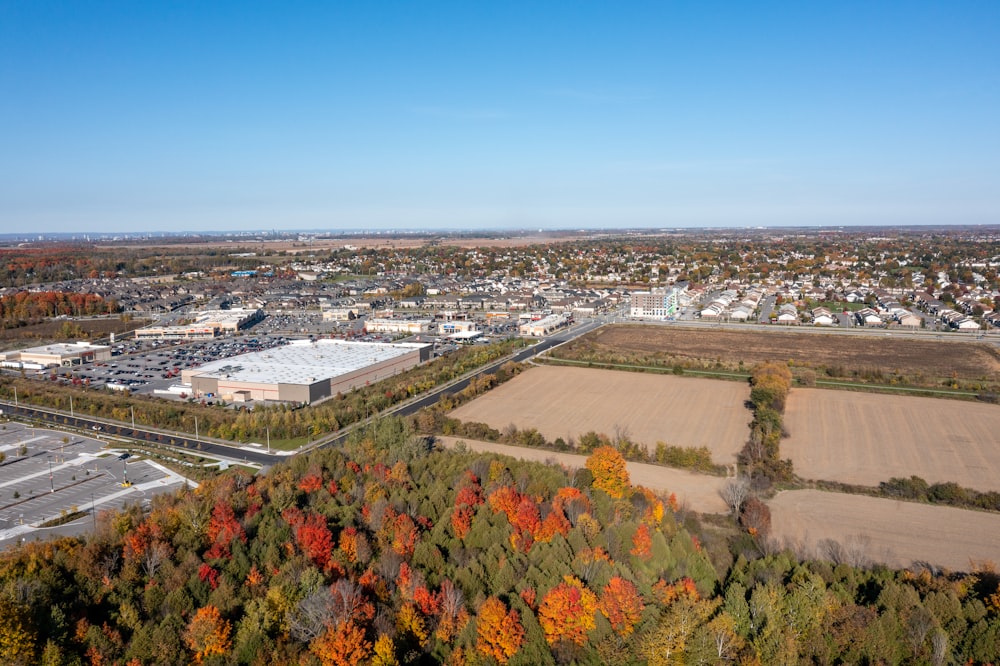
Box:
[585,446,630,498]
[183,605,232,663]
[599,576,645,638]
[476,597,525,665]
[630,523,653,560]
[310,620,371,666]
[538,575,598,646]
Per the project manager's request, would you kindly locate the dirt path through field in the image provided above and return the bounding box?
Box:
[784,389,1000,491]
[449,365,750,463]
[437,436,730,513]
[769,490,1000,572]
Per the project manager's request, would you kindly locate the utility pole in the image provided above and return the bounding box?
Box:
[13,386,16,406]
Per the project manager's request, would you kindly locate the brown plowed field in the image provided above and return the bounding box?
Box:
[558,324,1000,384]
[448,365,750,462]
[769,490,1000,572]
[784,389,1000,490]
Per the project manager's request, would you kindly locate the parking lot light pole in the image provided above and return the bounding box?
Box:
[70,396,74,419]
[48,457,54,493]
[194,416,199,442]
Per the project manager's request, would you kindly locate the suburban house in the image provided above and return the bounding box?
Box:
[855,307,883,327]
[811,307,836,326]
[776,303,798,324]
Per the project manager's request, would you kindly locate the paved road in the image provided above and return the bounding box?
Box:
[0,402,274,465]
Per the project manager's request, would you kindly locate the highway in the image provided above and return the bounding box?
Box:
[0,401,275,465]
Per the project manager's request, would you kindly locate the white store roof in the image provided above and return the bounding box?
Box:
[189,339,429,386]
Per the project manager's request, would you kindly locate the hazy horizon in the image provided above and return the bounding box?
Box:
[2,2,998,233]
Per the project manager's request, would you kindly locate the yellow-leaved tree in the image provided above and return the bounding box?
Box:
[0,597,36,665]
[585,445,631,498]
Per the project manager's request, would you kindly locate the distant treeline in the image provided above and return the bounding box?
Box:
[0,291,118,329]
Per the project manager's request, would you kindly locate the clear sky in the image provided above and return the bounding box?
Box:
[1,1,998,233]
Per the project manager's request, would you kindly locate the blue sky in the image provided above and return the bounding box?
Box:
[1,2,998,233]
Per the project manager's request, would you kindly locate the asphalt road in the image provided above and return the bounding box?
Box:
[0,402,274,465]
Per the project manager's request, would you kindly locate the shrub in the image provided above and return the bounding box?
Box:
[879,476,929,500]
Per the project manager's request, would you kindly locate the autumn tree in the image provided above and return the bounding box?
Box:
[739,496,772,537]
[436,579,470,642]
[0,597,36,665]
[631,523,653,560]
[599,577,645,638]
[476,597,525,665]
[295,512,334,568]
[205,499,246,560]
[586,446,630,498]
[310,620,371,666]
[451,476,483,540]
[183,605,232,663]
[538,575,598,647]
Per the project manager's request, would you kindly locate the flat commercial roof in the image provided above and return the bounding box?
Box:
[189,339,429,386]
[7,341,109,357]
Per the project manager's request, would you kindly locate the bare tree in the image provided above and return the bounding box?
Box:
[289,587,333,642]
[818,533,871,568]
[439,578,465,620]
[142,540,171,580]
[906,606,935,654]
[613,423,631,446]
[329,578,368,627]
[720,476,751,514]
[844,533,872,568]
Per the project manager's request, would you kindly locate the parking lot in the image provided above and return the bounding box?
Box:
[14,309,525,408]
[0,422,190,547]
[42,332,293,398]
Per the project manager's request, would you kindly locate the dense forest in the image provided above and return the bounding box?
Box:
[1,417,999,665]
[0,291,118,329]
